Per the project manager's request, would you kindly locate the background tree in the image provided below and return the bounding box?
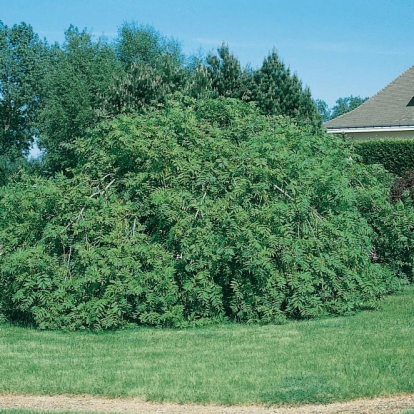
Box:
[0,21,48,184]
[35,23,189,174]
[115,22,183,69]
[315,99,331,122]
[252,50,320,128]
[204,43,254,100]
[182,56,214,99]
[38,26,122,174]
[330,95,368,119]
[316,96,369,122]
[104,22,187,115]
[200,46,320,128]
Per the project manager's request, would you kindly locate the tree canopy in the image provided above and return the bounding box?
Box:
[316,96,369,122]
[0,21,48,184]
[330,95,369,119]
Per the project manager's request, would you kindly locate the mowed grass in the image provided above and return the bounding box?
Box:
[0,412,97,414]
[0,287,413,406]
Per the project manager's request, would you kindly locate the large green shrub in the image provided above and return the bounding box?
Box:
[353,139,414,176]
[0,173,180,329]
[0,99,409,330]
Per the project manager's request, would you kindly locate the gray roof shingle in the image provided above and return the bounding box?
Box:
[325,65,414,129]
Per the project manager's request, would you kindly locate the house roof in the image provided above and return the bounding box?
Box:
[325,65,414,130]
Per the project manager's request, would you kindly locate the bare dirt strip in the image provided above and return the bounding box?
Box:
[0,393,414,414]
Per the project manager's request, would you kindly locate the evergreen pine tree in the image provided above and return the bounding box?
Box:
[253,49,320,128]
[205,43,254,101]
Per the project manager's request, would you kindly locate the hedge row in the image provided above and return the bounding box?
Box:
[353,139,414,176]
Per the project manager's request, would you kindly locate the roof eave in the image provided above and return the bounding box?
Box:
[326,125,414,134]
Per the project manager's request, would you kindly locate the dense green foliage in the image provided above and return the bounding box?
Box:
[1,99,411,330]
[353,138,414,176]
[1,21,413,331]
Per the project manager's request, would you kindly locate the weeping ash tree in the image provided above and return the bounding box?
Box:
[0,98,409,330]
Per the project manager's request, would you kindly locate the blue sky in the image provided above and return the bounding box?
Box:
[1,0,414,107]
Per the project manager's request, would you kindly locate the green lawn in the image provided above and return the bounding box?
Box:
[0,287,413,406]
[0,412,94,414]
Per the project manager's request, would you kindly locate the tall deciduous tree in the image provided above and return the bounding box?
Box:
[315,99,331,123]
[38,26,122,173]
[330,95,368,119]
[116,22,183,69]
[0,21,47,184]
[102,23,188,118]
